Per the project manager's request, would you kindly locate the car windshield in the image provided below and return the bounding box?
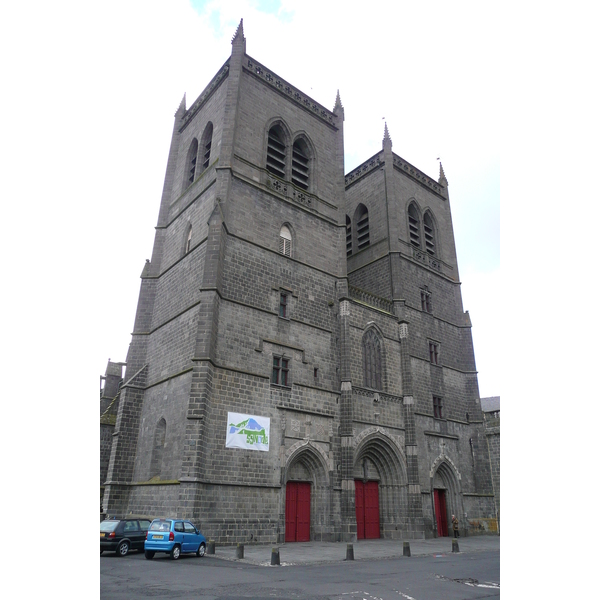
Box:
[100,521,119,532]
[149,520,172,532]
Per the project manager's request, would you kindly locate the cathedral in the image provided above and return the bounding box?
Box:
[100,21,497,543]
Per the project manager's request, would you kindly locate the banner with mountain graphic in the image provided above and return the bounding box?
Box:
[226,412,270,451]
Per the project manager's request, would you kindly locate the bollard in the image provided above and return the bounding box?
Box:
[403,541,411,557]
[207,540,215,555]
[346,543,354,561]
[236,543,244,559]
[452,538,459,553]
[271,547,280,565]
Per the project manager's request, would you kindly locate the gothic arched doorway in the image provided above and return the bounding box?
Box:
[431,459,462,538]
[353,429,407,539]
[283,442,330,542]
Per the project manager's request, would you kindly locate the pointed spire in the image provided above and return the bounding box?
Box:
[438,161,448,186]
[382,122,392,150]
[232,18,245,45]
[175,93,186,117]
[334,89,343,111]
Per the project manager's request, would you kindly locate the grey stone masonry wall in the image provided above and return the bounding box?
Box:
[101,23,496,540]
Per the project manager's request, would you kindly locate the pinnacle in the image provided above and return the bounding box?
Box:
[383,122,392,148]
[334,89,343,111]
[438,161,448,185]
[232,18,245,44]
[175,93,186,116]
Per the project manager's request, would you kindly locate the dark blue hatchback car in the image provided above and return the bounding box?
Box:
[144,518,207,560]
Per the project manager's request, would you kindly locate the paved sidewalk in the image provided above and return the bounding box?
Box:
[205,535,500,567]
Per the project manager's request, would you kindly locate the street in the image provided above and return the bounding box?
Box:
[100,548,500,599]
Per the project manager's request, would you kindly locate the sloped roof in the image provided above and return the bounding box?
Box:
[480,396,500,413]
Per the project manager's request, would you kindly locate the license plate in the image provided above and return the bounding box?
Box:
[100,533,105,537]
[152,535,164,540]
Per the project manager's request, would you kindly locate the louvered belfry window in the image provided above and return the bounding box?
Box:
[187,138,199,185]
[363,329,382,390]
[279,225,292,257]
[356,205,370,250]
[346,215,352,257]
[266,126,286,179]
[408,204,421,248]
[291,139,309,190]
[201,122,213,170]
[423,212,435,255]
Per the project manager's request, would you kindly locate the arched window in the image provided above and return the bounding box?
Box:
[423,211,436,256]
[291,138,310,190]
[185,138,199,187]
[266,125,286,179]
[279,225,292,257]
[346,215,352,257]
[363,329,382,390]
[200,122,213,171]
[408,203,421,248]
[355,204,370,250]
[150,418,166,479]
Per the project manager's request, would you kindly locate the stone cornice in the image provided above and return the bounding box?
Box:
[244,55,338,127]
[344,152,383,187]
[392,153,445,198]
[179,59,231,132]
[348,285,394,314]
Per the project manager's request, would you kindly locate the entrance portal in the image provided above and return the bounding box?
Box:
[433,488,448,537]
[355,480,380,539]
[285,481,311,542]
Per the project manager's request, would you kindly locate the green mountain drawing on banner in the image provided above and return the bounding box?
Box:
[228,417,268,445]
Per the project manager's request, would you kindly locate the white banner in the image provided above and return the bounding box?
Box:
[226,412,270,452]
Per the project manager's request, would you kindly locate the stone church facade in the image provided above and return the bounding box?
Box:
[100,21,497,543]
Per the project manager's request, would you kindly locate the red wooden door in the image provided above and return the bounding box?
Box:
[285,482,297,542]
[364,481,380,539]
[285,482,311,542]
[434,489,448,537]
[355,480,380,539]
[296,482,311,542]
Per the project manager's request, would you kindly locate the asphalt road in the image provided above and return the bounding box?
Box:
[100,548,500,600]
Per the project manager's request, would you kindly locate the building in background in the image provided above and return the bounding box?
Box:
[481,395,500,531]
[100,21,497,543]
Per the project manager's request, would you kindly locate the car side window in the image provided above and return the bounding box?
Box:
[174,521,184,533]
[184,522,195,534]
[139,520,151,531]
[124,520,138,532]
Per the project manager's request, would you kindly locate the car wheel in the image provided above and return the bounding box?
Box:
[196,543,206,557]
[117,541,130,557]
[144,551,155,560]
[170,545,181,560]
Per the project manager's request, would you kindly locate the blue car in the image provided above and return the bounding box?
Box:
[144,518,207,560]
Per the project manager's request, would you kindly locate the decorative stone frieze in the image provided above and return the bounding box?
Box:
[246,57,336,126]
[344,153,383,187]
[266,173,315,209]
[392,154,444,197]
[180,62,230,131]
